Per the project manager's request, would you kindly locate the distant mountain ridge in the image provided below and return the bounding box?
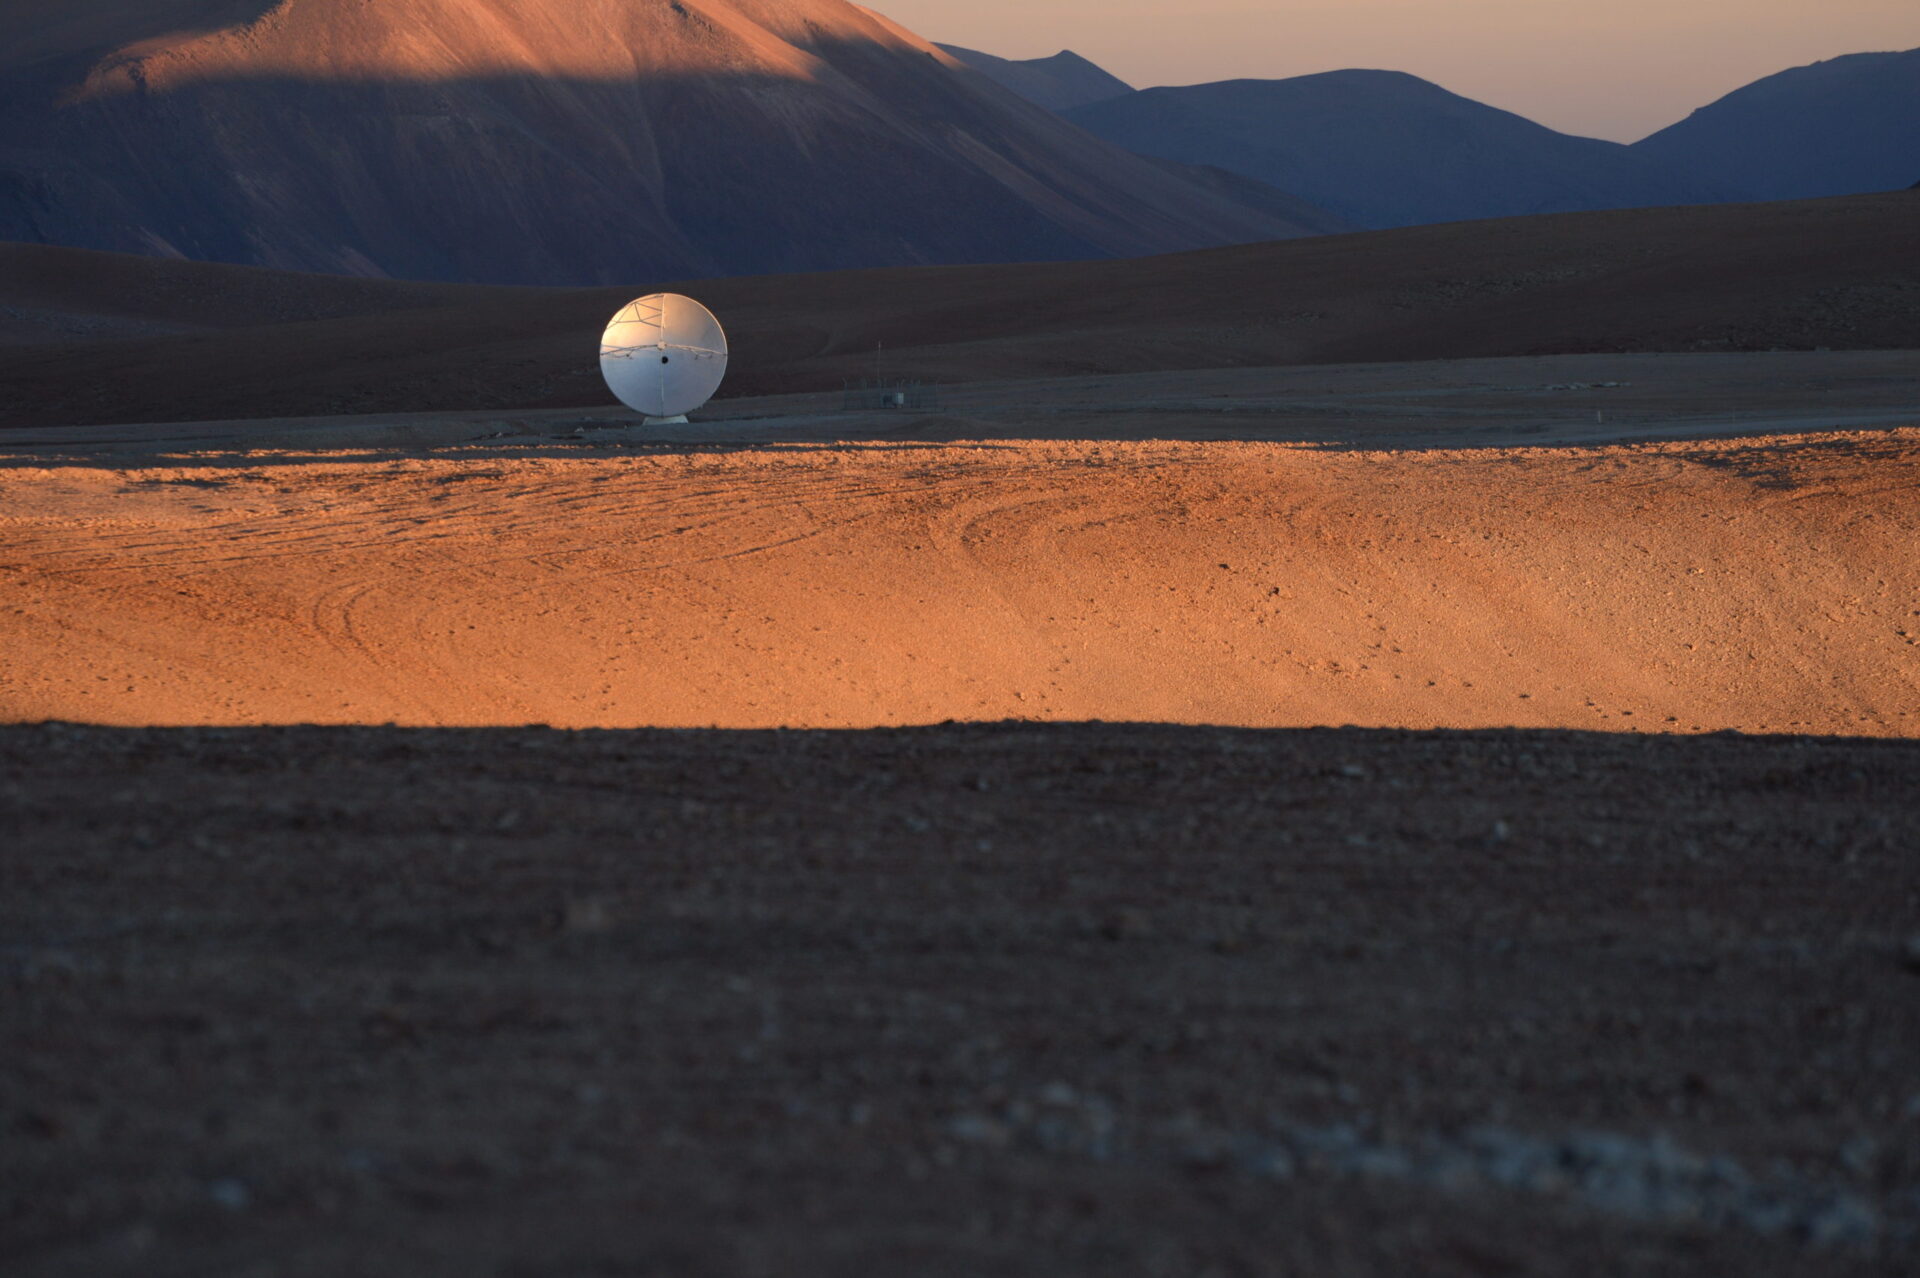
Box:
[960,40,1915,228]
[936,44,1134,111]
[1064,70,1734,230]
[1631,49,1920,201]
[0,0,1334,284]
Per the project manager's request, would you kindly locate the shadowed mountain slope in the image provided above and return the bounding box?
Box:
[1,190,1915,428]
[0,0,1330,285]
[936,44,1134,111]
[1065,70,1737,230]
[1632,49,1920,201]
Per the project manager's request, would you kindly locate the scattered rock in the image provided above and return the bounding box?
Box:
[207,1178,252,1212]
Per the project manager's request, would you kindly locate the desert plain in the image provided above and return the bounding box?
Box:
[1,0,1917,1266]
[4,337,1919,1274]
[3,350,1918,733]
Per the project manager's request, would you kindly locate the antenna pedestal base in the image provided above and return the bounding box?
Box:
[642,415,689,426]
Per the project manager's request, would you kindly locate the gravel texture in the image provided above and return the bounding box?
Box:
[4,722,1917,1275]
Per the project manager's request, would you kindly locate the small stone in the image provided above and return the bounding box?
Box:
[1343,1146,1414,1179]
[948,1114,1010,1148]
[1038,1082,1079,1107]
[562,897,615,934]
[208,1178,251,1211]
[1244,1147,1296,1179]
[1802,1197,1881,1246]
[1839,1136,1877,1176]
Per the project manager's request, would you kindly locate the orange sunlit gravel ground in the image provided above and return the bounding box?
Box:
[3,432,1916,733]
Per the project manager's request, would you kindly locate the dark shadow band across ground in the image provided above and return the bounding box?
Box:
[3,350,1914,468]
[4,722,1918,1275]
[3,188,1916,430]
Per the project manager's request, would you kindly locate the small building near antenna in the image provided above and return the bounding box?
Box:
[842,341,940,410]
[843,378,942,411]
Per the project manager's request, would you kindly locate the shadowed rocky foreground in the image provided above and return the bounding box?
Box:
[5,722,1917,1276]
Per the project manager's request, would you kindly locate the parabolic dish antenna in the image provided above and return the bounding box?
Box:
[599,293,729,423]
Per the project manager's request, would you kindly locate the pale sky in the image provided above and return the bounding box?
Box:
[875,0,1920,142]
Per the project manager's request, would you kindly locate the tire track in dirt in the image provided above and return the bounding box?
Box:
[1,434,1917,731]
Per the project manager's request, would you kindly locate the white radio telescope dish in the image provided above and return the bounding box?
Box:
[599,293,729,422]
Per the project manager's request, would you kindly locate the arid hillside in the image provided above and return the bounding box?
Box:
[1063,70,1732,229]
[1,190,1915,429]
[937,43,1135,111]
[0,0,1334,284]
[1633,47,1920,201]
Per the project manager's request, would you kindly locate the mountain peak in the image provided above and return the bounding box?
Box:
[1066,70,1731,230]
[50,0,895,96]
[937,42,1134,111]
[0,0,1326,284]
[1632,46,1920,199]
